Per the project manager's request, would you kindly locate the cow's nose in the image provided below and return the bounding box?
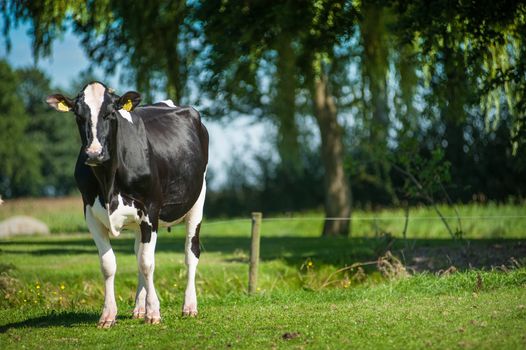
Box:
[85,149,104,165]
[86,149,101,158]
[86,141,103,157]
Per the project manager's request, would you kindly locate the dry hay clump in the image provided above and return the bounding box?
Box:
[0,216,49,238]
[377,251,409,279]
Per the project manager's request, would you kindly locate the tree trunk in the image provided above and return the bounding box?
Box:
[442,42,469,196]
[275,33,301,171]
[360,2,397,204]
[312,73,352,236]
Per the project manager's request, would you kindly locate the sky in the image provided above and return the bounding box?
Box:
[0,23,267,188]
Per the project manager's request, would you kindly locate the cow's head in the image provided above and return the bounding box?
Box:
[47,82,141,166]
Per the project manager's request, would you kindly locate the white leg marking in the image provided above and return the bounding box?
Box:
[86,206,117,328]
[133,231,147,319]
[138,230,161,324]
[183,178,206,317]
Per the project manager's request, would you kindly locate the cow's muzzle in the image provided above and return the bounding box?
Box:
[85,153,105,166]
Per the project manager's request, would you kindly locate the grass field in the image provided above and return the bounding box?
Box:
[1,197,525,349]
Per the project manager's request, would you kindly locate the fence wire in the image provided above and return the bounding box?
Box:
[201,215,526,226]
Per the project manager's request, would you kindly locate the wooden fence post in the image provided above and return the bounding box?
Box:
[248,212,262,294]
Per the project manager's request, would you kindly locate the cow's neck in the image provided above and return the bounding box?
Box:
[91,114,151,206]
[90,143,118,206]
[89,113,151,209]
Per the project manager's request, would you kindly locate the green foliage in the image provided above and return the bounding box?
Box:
[394,139,451,202]
[16,67,79,196]
[1,0,189,102]
[394,0,526,153]
[0,60,42,197]
[0,61,79,198]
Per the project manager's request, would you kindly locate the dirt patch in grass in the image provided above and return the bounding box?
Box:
[402,240,526,272]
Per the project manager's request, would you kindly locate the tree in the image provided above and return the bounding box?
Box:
[0,60,42,197]
[1,0,190,103]
[358,2,399,204]
[198,0,357,236]
[16,67,79,195]
[393,0,526,155]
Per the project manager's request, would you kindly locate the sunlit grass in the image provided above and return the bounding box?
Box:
[3,196,524,238]
[0,196,84,233]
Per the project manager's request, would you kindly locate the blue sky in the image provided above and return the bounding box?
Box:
[0,24,121,90]
[1,23,267,188]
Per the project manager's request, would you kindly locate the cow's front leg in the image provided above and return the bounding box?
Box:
[132,232,147,319]
[183,179,206,317]
[86,209,117,328]
[138,219,161,324]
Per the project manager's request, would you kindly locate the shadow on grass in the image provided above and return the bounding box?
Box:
[0,311,99,333]
[1,234,525,272]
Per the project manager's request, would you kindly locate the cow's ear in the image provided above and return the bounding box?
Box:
[46,94,74,113]
[117,91,141,112]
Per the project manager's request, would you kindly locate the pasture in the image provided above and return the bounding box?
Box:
[1,197,525,349]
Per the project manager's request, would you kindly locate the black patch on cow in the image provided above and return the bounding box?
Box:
[191,223,201,259]
[121,194,134,207]
[140,220,152,243]
[109,196,119,213]
[98,196,106,209]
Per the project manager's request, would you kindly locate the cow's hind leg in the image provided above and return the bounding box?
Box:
[132,232,147,319]
[138,220,161,324]
[183,179,206,316]
[86,208,117,328]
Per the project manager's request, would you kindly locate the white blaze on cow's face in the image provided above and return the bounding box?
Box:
[84,83,106,159]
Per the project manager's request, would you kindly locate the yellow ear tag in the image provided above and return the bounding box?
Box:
[57,100,70,112]
[122,99,133,112]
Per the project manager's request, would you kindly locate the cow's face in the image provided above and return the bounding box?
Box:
[47,82,141,166]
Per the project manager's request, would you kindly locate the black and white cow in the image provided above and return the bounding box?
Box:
[47,82,208,327]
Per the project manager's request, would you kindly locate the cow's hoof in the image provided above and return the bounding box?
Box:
[144,315,161,324]
[98,308,117,328]
[132,307,146,319]
[182,310,198,317]
[182,304,198,317]
[144,309,161,324]
[97,319,116,328]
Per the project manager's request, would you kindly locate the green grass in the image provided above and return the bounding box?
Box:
[1,282,525,349]
[1,199,526,349]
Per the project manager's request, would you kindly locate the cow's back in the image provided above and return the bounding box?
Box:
[132,105,208,222]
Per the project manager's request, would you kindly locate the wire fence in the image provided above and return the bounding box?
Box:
[202,214,526,227]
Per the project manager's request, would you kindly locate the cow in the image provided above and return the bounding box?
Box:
[46,82,208,328]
